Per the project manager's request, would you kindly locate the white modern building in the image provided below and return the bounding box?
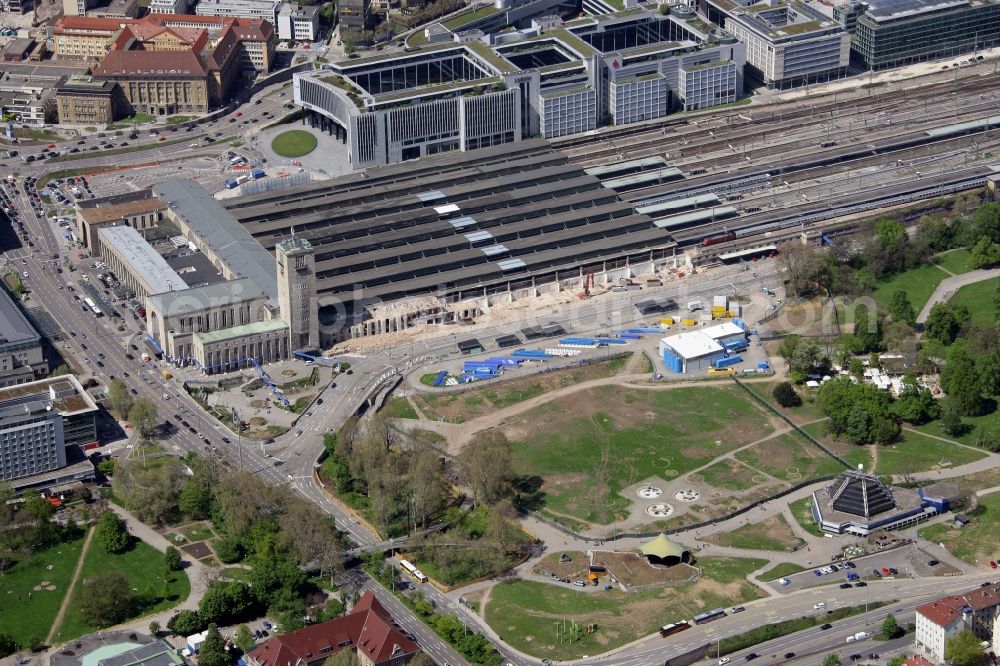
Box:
[148,0,189,14]
[658,322,747,373]
[277,3,319,41]
[915,583,1000,663]
[294,7,746,169]
[702,0,851,88]
[195,0,282,23]
[0,375,98,484]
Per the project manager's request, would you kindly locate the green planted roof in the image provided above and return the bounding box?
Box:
[196,319,288,344]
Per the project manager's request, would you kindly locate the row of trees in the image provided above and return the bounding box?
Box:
[107,379,159,435]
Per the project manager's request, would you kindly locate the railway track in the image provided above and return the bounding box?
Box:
[556,70,1000,163]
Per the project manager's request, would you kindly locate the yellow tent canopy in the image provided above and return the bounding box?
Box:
[639,533,687,560]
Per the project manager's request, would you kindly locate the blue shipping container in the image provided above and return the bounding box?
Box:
[225,179,239,189]
[252,169,265,179]
[594,338,629,345]
[714,355,743,369]
[487,357,521,366]
[559,337,597,346]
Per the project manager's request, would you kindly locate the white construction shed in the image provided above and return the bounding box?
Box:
[659,331,725,373]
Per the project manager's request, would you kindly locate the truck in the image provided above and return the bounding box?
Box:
[846,632,870,643]
[687,300,704,312]
[225,179,239,189]
[251,168,266,180]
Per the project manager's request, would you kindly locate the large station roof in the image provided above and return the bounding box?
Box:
[225,140,677,313]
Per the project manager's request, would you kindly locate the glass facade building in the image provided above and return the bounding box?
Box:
[842,0,1000,68]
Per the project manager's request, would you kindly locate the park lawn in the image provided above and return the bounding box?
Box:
[271,130,318,158]
[759,562,806,581]
[874,431,986,476]
[178,521,216,543]
[735,432,847,481]
[949,278,1000,326]
[505,384,775,525]
[873,262,949,313]
[697,459,764,492]
[800,422,874,471]
[789,497,824,538]
[701,515,805,552]
[918,493,1000,566]
[935,248,973,275]
[749,381,825,425]
[910,406,1000,448]
[55,539,191,642]
[485,557,764,660]
[382,396,418,420]
[0,534,87,647]
[410,355,634,423]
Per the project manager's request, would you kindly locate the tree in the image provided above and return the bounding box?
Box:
[777,335,800,363]
[886,656,907,666]
[409,655,435,666]
[944,350,986,416]
[845,404,873,445]
[80,571,135,626]
[167,610,204,636]
[234,624,255,653]
[941,399,967,436]
[164,545,183,572]
[994,279,1000,322]
[199,581,254,626]
[773,381,802,407]
[50,364,71,377]
[925,303,961,345]
[853,304,882,353]
[95,511,131,554]
[895,376,940,424]
[973,201,1000,243]
[198,625,229,666]
[0,632,16,658]
[129,398,159,436]
[790,337,825,380]
[945,629,984,666]
[823,654,841,666]
[323,652,360,666]
[881,613,900,639]
[780,243,826,297]
[969,236,1000,269]
[407,446,446,529]
[460,430,514,507]
[888,290,916,326]
[107,379,133,417]
[149,621,161,637]
[178,480,212,519]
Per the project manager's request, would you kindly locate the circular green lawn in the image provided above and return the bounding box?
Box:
[271,130,318,158]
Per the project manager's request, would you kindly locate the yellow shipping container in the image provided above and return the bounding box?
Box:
[708,368,735,376]
[680,319,697,326]
[660,317,674,325]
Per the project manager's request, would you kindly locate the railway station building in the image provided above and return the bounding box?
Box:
[294,6,745,169]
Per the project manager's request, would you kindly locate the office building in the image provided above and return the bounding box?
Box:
[295,8,744,169]
[196,0,282,24]
[702,0,851,87]
[63,0,91,16]
[0,93,47,126]
[54,75,130,125]
[77,189,166,254]
[915,583,1000,663]
[834,0,1000,69]
[0,375,99,485]
[0,285,49,388]
[148,0,189,13]
[337,0,367,29]
[277,3,319,41]
[88,0,141,18]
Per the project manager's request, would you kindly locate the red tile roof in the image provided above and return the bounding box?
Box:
[92,49,208,76]
[54,15,137,33]
[917,583,1000,628]
[904,656,934,666]
[248,591,419,666]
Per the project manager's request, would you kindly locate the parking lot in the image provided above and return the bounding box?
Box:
[774,544,964,594]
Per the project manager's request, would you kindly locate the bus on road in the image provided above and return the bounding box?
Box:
[693,609,726,625]
[399,559,428,583]
[659,621,691,638]
[83,297,102,317]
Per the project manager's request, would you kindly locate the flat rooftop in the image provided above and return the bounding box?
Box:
[164,249,227,288]
[98,226,188,293]
[864,0,970,20]
[0,281,41,348]
[660,330,724,359]
[0,375,98,415]
[224,140,679,322]
[153,179,278,305]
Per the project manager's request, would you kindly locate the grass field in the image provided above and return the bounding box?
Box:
[410,355,631,423]
[505,384,774,524]
[935,249,974,275]
[698,459,763,492]
[911,407,1000,447]
[873,263,949,313]
[759,562,806,581]
[271,130,318,158]
[382,396,419,419]
[702,515,805,552]
[55,539,191,641]
[484,556,764,660]
[919,493,1000,566]
[750,381,825,425]
[735,432,846,481]
[949,278,1000,326]
[0,535,87,647]
[874,431,986,476]
[789,496,824,537]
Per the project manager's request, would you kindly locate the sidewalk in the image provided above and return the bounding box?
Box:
[916,267,1000,323]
